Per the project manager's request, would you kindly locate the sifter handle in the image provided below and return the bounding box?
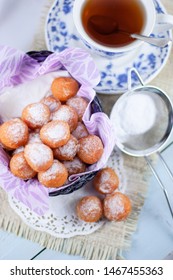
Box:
[127,67,144,91]
[144,155,173,219]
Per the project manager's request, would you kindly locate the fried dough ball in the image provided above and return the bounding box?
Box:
[103,192,132,221]
[0,118,29,149]
[53,135,78,161]
[40,120,70,148]
[77,135,104,164]
[22,102,50,129]
[12,146,25,155]
[72,122,89,140]
[66,96,89,121]
[27,131,42,144]
[0,140,14,151]
[76,196,103,223]
[41,96,61,112]
[10,152,37,179]
[24,143,53,172]
[51,77,79,102]
[93,167,119,195]
[52,105,78,132]
[38,159,68,188]
[63,156,86,175]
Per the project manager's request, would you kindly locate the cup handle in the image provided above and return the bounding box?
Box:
[154,14,173,33]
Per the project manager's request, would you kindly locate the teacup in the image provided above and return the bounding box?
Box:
[73,0,173,58]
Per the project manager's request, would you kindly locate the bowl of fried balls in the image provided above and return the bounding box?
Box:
[0,51,105,197]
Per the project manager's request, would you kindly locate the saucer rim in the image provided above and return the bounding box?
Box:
[45,0,172,95]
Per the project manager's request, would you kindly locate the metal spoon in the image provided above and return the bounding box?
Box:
[88,15,171,48]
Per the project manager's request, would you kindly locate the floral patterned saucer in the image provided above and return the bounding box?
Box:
[45,0,172,94]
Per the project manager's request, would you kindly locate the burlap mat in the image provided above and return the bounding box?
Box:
[0,0,172,260]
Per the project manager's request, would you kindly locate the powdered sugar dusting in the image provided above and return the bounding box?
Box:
[15,153,26,167]
[13,146,25,155]
[41,96,61,112]
[63,157,86,175]
[99,171,112,193]
[81,199,101,214]
[100,170,111,183]
[80,136,103,154]
[24,143,52,167]
[41,160,65,180]
[66,97,88,120]
[78,197,102,222]
[44,122,68,141]
[7,119,26,143]
[72,122,89,139]
[52,105,73,122]
[105,195,125,217]
[28,132,42,144]
[25,103,50,126]
[55,136,78,159]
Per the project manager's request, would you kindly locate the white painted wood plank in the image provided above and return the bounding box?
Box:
[0,229,44,260]
[34,249,82,260]
[0,230,81,260]
[123,139,173,260]
[0,0,47,51]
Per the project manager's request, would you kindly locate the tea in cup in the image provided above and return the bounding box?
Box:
[73,0,173,58]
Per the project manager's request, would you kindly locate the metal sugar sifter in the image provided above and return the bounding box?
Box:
[110,68,173,218]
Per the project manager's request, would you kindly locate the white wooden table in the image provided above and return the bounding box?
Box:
[0,0,173,260]
[0,0,81,260]
[0,229,81,260]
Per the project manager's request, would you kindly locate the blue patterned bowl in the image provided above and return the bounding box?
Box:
[27,50,103,196]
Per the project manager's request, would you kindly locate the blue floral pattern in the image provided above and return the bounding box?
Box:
[46,0,172,94]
